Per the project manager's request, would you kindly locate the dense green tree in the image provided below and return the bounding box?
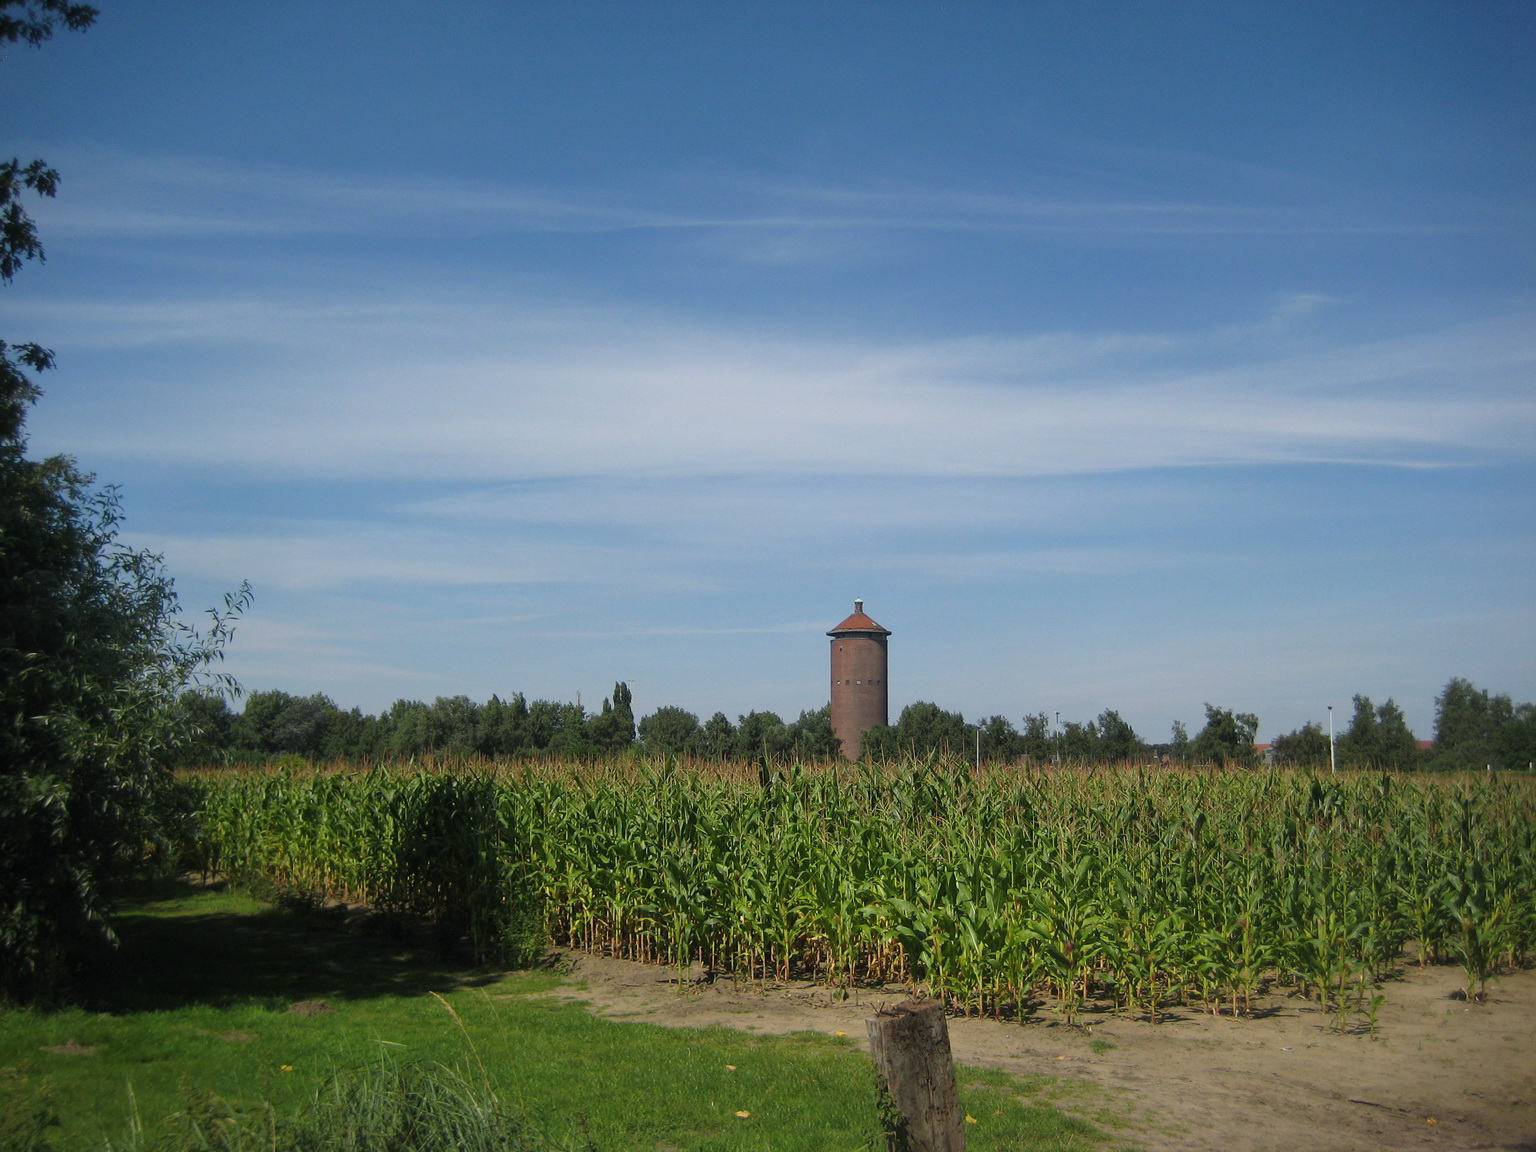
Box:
[1270,721,1330,768]
[864,705,1144,765]
[785,705,841,760]
[857,723,897,760]
[1372,698,1419,770]
[480,693,531,754]
[429,694,483,757]
[215,685,869,764]
[1168,720,1191,761]
[171,691,236,765]
[382,699,432,758]
[539,702,595,757]
[233,690,341,756]
[1093,709,1145,761]
[199,675,1534,777]
[1,2,258,995]
[1435,678,1493,755]
[1,1,259,1000]
[903,701,968,757]
[1336,694,1380,768]
[1432,677,1536,770]
[1494,701,1532,759]
[1337,694,1418,769]
[319,706,381,761]
[1019,712,1052,760]
[518,699,562,750]
[587,682,635,751]
[733,710,791,759]
[638,705,702,757]
[1495,704,1536,770]
[976,715,1024,763]
[1190,703,1259,768]
[699,711,736,760]
[861,701,968,761]
[1057,720,1095,761]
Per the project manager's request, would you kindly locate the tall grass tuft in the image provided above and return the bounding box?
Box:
[104,1057,565,1152]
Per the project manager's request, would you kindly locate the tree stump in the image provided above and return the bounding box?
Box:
[866,999,965,1152]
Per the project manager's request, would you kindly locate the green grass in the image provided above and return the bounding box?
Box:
[1,879,1108,1151]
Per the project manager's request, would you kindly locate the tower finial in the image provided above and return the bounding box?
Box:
[854,598,863,613]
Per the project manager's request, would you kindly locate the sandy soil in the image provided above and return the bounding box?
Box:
[546,952,1536,1152]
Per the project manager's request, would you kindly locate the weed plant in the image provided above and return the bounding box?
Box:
[103,1057,559,1152]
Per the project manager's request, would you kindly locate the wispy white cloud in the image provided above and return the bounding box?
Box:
[218,613,462,697]
[403,471,1216,561]
[506,622,827,639]
[136,527,658,591]
[24,148,1485,247]
[22,290,1535,486]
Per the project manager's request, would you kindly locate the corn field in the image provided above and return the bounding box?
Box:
[188,760,1536,1026]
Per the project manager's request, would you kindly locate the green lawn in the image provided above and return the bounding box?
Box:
[0,880,1109,1151]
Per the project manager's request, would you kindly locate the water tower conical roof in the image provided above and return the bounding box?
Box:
[827,599,890,636]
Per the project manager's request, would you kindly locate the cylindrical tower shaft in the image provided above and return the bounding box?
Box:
[828,598,890,760]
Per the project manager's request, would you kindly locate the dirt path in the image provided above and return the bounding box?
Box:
[550,952,1536,1152]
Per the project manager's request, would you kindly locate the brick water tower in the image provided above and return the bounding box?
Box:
[828,598,890,760]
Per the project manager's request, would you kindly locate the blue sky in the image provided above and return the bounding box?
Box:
[4,1,1533,740]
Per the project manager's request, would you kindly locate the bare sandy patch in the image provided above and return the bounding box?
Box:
[40,1040,99,1056]
[546,952,1536,1152]
[286,999,337,1017]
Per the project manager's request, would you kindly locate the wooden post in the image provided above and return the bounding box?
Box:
[866,999,965,1152]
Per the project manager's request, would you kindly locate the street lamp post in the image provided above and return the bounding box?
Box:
[1328,705,1336,775]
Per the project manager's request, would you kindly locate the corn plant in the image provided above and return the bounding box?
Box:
[184,760,1536,1026]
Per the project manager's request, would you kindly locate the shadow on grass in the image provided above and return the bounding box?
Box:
[80,876,508,1014]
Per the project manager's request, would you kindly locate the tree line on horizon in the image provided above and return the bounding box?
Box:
[182,675,1535,771]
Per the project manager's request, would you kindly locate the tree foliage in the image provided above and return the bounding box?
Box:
[192,681,1536,775]
[1168,720,1190,761]
[0,324,250,998]
[2,2,254,1000]
[0,1,97,51]
[0,413,248,996]
[1431,677,1536,770]
[586,682,635,752]
[1092,709,1144,761]
[975,714,1024,762]
[636,705,701,757]
[860,700,969,761]
[1190,703,1259,768]
[207,691,842,764]
[633,702,838,761]
[1270,720,1330,768]
[699,711,737,760]
[1021,712,1053,758]
[856,704,1149,765]
[1336,694,1419,770]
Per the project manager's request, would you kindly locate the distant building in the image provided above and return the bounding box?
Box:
[828,599,890,760]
